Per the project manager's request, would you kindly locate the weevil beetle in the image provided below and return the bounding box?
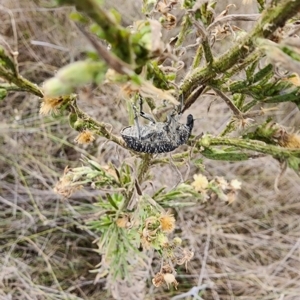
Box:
[121,96,194,153]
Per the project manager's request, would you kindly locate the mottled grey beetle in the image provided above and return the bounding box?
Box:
[121,96,194,153]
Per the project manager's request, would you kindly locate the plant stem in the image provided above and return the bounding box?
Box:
[212,88,243,118]
[223,50,262,79]
[192,43,203,69]
[180,0,300,99]
[69,99,126,147]
[193,20,214,65]
[200,135,300,159]
[0,67,43,97]
[206,14,260,32]
[0,82,29,92]
[137,154,152,183]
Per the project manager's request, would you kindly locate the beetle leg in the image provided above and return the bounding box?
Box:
[139,95,156,124]
[178,93,184,115]
[133,104,141,139]
[163,115,172,132]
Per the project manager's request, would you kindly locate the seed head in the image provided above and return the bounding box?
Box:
[176,248,194,270]
[159,211,176,233]
[230,179,242,190]
[191,174,209,192]
[214,176,229,190]
[274,128,300,149]
[53,166,82,198]
[74,129,95,144]
[152,272,164,287]
[40,97,64,115]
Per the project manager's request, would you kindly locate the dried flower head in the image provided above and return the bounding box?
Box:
[163,273,178,289]
[286,73,300,86]
[74,129,95,144]
[102,165,119,181]
[156,233,169,248]
[155,0,178,13]
[156,1,171,14]
[141,218,159,249]
[40,96,64,115]
[161,264,173,274]
[230,179,242,190]
[226,190,238,204]
[159,210,176,233]
[232,116,254,130]
[152,272,164,287]
[214,176,229,190]
[211,24,234,42]
[191,174,209,192]
[272,126,300,149]
[176,248,194,270]
[172,237,182,246]
[140,235,151,249]
[144,216,158,229]
[119,82,140,98]
[161,13,176,30]
[53,166,82,198]
[152,263,179,289]
[142,227,157,241]
[209,176,242,204]
[155,0,178,30]
[116,214,131,228]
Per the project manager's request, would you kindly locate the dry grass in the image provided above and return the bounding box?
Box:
[1,0,300,300]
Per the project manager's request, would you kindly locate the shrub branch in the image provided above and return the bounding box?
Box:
[180,0,300,103]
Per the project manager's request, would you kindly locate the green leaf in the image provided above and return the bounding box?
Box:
[201,147,252,161]
[106,194,119,210]
[0,88,7,100]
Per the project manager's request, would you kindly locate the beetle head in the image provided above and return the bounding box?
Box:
[186,114,194,132]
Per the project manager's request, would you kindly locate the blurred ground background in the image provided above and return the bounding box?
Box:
[1,0,300,299]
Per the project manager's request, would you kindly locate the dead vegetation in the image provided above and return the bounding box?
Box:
[1,0,300,300]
